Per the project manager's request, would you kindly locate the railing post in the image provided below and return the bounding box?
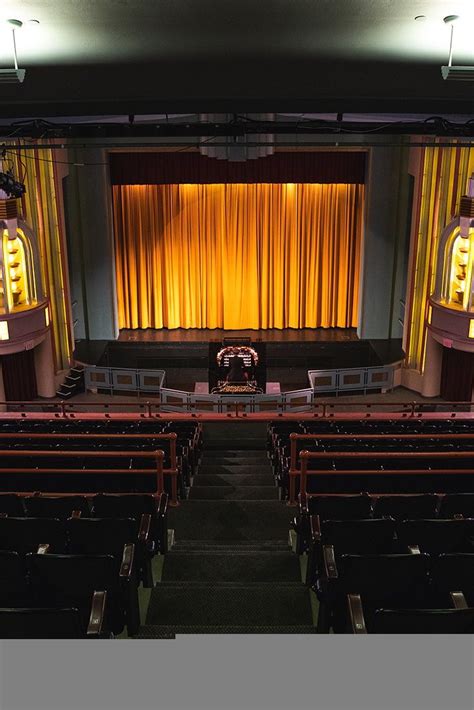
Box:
[290,433,298,472]
[300,451,308,503]
[60,400,67,418]
[155,451,164,497]
[146,401,152,418]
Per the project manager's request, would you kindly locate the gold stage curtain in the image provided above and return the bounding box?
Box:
[113,183,364,330]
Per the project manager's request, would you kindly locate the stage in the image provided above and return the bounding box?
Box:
[74,329,404,393]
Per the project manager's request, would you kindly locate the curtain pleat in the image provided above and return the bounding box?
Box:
[113,183,364,330]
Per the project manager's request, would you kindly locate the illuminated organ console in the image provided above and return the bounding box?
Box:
[209,342,265,394]
[0,165,54,402]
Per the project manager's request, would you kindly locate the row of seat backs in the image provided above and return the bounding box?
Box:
[268,419,474,437]
[0,515,144,558]
[0,551,134,636]
[304,492,474,520]
[320,552,474,633]
[318,517,474,556]
[0,419,200,434]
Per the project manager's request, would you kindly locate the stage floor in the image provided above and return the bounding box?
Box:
[118,327,359,343]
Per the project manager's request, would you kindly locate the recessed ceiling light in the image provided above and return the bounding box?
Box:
[6,19,23,28]
[443,15,460,24]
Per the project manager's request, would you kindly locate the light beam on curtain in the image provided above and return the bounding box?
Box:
[113,183,364,330]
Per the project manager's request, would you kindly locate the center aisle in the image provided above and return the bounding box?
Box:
[136,422,316,636]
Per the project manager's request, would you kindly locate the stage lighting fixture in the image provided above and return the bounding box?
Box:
[0,172,26,198]
[1,19,27,84]
[440,15,474,81]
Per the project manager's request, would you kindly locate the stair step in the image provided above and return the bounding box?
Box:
[172,541,290,552]
[201,451,269,459]
[192,474,275,486]
[162,550,301,583]
[204,440,267,451]
[135,624,317,637]
[145,582,313,626]
[168,500,292,542]
[197,464,273,476]
[188,486,279,501]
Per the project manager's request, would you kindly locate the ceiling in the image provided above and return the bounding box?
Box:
[0,0,474,121]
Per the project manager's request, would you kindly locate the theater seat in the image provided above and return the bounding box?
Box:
[0,551,30,607]
[0,601,108,639]
[0,517,67,555]
[349,601,474,634]
[26,552,139,636]
[24,495,89,520]
[372,494,439,521]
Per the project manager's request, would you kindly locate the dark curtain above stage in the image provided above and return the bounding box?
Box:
[109,151,366,185]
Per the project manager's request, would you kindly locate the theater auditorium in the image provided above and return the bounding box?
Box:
[1,1,474,647]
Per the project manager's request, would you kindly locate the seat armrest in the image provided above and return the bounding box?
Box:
[119,543,135,579]
[71,510,82,519]
[37,544,50,554]
[408,545,421,555]
[323,544,339,579]
[87,590,107,636]
[347,594,367,634]
[157,492,169,516]
[450,591,468,610]
[310,515,321,544]
[138,513,151,545]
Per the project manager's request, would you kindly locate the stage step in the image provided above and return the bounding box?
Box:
[188,486,279,501]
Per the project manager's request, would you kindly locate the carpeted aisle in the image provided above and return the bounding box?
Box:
[136,422,316,636]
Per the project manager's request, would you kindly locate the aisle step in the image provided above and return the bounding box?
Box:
[197,464,272,476]
[135,625,317,637]
[145,582,313,626]
[161,550,301,582]
[193,474,275,486]
[188,486,279,501]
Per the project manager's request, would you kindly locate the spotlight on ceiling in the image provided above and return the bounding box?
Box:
[440,15,474,81]
[1,19,26,84]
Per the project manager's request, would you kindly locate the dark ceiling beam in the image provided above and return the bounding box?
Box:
[1,118,474,139]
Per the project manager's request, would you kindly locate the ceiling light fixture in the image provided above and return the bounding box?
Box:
[0,19,26,84]
[440,15,474,81]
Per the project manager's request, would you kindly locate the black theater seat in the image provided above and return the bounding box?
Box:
[430,554,474,607]
[397,519,474,554]
[358,607,474,634]
[0,606,108,639]
[0,551,30,607]
[91,493,168,554]
[307,518,396,587]
[27,552,139,636]
[24,495,90,520]
[0,494,25,517]
[0,517,67,555]
[439,493,474,519]
[66,516,154,586]
[372,494,439,521]
[317,552,431,633]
